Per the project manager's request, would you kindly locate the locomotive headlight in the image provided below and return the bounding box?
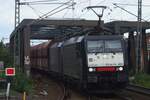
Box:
[118,67,123,71]
[89,68,94,72]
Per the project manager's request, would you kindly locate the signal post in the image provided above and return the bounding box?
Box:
[0,62,15,99]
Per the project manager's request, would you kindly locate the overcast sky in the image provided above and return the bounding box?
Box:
[0,0,150,43]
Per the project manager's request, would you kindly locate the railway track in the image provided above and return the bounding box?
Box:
[31,69,150,100]
[87,84,150,100]
[126,84,150,96]
[122,84,150,100]
[87,94,131,100]
[57,83,69,100]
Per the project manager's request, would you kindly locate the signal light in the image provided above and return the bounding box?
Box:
[5,68,15,76]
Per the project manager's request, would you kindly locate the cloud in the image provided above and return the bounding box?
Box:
[0,0,14,40]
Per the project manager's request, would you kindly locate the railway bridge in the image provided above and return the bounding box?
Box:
[10,19,150,76]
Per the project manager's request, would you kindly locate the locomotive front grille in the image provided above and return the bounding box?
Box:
[98,75,116,83]
[88,72,117,84]
[88,76,98,83]
[100,73,117,82]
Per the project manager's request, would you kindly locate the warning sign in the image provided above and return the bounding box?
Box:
[5,68,15,76]
[24,56,30,65]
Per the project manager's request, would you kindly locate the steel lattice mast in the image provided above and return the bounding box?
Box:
[136,0,142,72]
[15,0,20,28]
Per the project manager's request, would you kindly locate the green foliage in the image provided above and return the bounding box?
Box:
[12,69,34,94]
[131,73,150,88]
[0,71,6,78]
[0,41,33,93]
[0,41,13,67]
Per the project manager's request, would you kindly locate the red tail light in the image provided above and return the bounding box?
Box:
[96,67,116,72]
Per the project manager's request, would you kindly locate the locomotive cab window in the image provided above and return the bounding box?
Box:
[87,41,104,53]
[87,40,122,52]
[105,40,122,52]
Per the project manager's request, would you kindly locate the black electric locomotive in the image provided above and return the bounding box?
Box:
[31,23,128,93]
[48,32,128,92]
[30,26,129,93]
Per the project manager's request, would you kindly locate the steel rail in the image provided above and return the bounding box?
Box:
[126,84,150,96]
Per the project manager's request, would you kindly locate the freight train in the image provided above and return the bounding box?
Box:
[30,28,129,93]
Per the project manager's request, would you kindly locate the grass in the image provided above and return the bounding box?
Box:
[131,73,150,88]
[12,69,34,94]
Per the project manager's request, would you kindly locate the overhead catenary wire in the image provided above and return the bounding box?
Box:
[112,2,150,34]
[44,2,76,18]
[113,3,150,7]
[27,4,43,17]
[39,1,72,18]
[62,8,70,18]
[20,2,72,5]
[26,0,76,25]
[113,3,148,22]
[113,3,137,18]
[97,0,137,21]
[20,0,74,19]
[16,0,150,22]
[18,0,150,26]
[22,0,59,3]
[106,0,127,16]
[18,0,74,24]
[20,0,70,5]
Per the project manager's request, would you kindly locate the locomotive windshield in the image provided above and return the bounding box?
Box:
[87,39,124,68]
[87,40,122,53]
[105,40,122,52]
[87,41,104,53]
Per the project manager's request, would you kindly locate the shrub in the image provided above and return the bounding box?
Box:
[0,41,13,67]
[12,69,34,94]
[131,73,150,88]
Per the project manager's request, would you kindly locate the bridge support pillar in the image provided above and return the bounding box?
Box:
[128,32,136,75]
[141,29,148,73]
[23,25,31,77]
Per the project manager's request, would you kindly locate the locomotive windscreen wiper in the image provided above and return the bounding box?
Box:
[95,46,103,55]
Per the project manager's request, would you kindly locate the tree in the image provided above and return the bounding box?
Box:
[0,41,13,67]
